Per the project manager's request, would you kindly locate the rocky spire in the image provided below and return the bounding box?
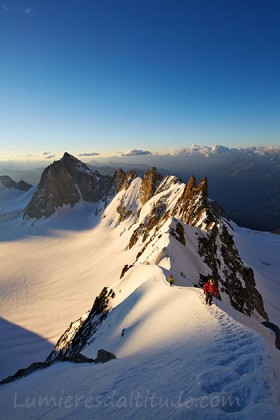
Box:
[139,167,163,205]
[113,169,126,192]
[113,169,137,192]
[24,152,114,219]
[24,157,81,219]
[173,176,210,228]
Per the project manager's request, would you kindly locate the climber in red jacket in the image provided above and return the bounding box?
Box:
[203,278,218,306]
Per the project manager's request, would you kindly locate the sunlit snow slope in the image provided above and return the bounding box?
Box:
[1,171,280,386]
[0,265,279,419]
[0,197,139,379]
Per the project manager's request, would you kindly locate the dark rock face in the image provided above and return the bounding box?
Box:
[24,161,81,219]
[170,221,186,246]
[24,153,128,219]
[128,200,167,249]
[120,264,133,279]
[114,169,127,192]
[198,225,268,320]
[117,204,134,223]
[0,348,117,385]
[53,152,114,204]
[0,175,32,192]
[0,362,46,385]
[94,349,116,363]
[173,176,212,229]
[66,353,94,363]
[46,287,115,363]
[129,174,211,250]
[123,171,137,190]
[17,180,33,191]
[114,169,137,192]
[139,167,163,205]
[127,171,268,321]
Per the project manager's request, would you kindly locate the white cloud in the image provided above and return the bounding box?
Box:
[170,145,280,158]
[118,149,152,157]
[211,145,230,154]
[79,152,100,157]
[40,152,56,160]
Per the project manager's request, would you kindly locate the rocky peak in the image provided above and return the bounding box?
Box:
[113,169,137,192]
[23,153,139,220]
[173,176,212,229]
[196,176,208,201]
[24,159,81,219]
[0,175,32,192]
[123,171,137,190]
[139,167,163,205]
[114,169,126,192]
[61,152,94,178]
[24,153,115,219]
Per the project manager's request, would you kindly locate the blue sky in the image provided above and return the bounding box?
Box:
[0,0,280,161]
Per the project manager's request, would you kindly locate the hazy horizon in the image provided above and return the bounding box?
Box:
[0,143,279,169]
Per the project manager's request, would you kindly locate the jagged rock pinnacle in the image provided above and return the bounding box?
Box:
[139,167,163,205]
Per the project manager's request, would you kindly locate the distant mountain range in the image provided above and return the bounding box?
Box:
[1,151,279,231]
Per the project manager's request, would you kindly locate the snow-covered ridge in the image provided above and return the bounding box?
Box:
[1,152,280,418]
[17,153,274,322]
[1,265,279,418]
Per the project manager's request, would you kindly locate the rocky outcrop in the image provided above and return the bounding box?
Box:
[129,200,167,249]
[66,353,94,363]
[170,220,186,245]
[120,264,133,279]
[94,349,117,363]
[114,169,137,192]
[46,287,115,363]
[198,225,268,319]
[24,153,139,219]
[125,170,268,321]
[172,176,213,229]
[24,153,131,219]
[24,160,81,219]
[0,348,117,385]
[129,174,212,250]
[139,167,163,205]
[117,204,134,222]
[63,349,116,363]
[0,362,46,385]
[113,169,126,192]
[0,175,32,191]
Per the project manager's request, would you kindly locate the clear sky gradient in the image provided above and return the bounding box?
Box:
[0,0,280,161]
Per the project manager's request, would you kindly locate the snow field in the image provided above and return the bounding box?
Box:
[0,264,278,419]
[0,175,279,418]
